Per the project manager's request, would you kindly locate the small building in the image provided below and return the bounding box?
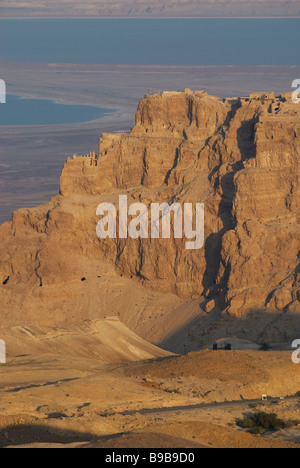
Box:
[213,342,232,351]
[210,338,260,351]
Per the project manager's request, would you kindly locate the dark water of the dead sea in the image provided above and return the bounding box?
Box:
[0,94,115,126]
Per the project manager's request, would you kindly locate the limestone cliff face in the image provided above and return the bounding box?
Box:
[0,89,299,343]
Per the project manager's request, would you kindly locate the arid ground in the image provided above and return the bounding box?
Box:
[1,323,300,448]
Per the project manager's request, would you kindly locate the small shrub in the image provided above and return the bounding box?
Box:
[251,426,264,435]
[238,417,255,429]
[253,412,284,430]
[237,412,296,434]
[260,343,272,351]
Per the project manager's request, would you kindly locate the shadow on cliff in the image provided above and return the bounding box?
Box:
[237,117,257,161]
[202,160,243,302]
[158,307,300,354]
[202,115,258,304]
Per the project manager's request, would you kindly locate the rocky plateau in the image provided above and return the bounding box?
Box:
[0,89,299,349]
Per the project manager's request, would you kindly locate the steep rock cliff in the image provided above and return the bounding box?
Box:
[0,89,299,345]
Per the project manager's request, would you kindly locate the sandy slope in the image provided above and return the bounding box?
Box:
[1,327,299,448]
[1,318,171,364]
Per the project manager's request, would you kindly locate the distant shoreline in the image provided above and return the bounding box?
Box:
[1,16,300,20]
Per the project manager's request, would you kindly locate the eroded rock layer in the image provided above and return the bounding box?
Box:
[0,89,299,344]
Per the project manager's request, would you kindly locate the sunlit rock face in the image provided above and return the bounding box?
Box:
[0,90,299,343]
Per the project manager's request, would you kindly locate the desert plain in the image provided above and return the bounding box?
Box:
[1,318,300,448]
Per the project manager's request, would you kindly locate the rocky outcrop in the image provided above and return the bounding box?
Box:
[0,89,299,344]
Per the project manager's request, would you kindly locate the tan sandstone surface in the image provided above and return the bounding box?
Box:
[0,89,299,349]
